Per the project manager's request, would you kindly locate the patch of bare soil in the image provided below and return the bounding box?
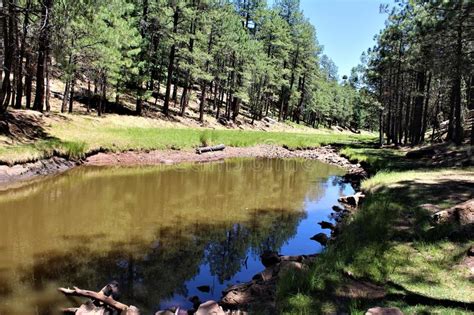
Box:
[85,145,363,172]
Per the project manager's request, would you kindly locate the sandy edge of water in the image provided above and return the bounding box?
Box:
[0,145,366,190]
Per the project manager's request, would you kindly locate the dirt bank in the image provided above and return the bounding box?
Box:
[0,145,366,190]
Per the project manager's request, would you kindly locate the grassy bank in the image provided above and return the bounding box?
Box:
[0,112,374,164]
[278,148,474,314]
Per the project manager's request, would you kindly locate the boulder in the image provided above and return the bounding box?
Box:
[263,117,277,125]
[365,307,403,315]
[338,192,365,207]
[221,281,275,309]
[318,221,335,230]
[195,301,226,315]
[260,251,280,267]
[310,233,329,246]
[452,199,474,225]
[279,255,304,262]
[252,267,275,282]
[218,117,228,126]
[432,210,452,223]
[432,199,474,225]
[332,205,344,212]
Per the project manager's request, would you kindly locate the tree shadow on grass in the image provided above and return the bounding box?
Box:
[0,111,59,143]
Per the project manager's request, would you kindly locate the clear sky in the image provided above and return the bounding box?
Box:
[287,0,391,77]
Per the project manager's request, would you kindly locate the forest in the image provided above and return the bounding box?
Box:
[0,0,382,131]
[365,0,473,146]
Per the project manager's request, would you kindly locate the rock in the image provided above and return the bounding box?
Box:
[432,210,452,223]
[197,285,211,293]
[432,199,474,225]
[218,117,228,126]
[195,301,226,315]
[263,117,277,125]
[260,251,280,267]
[221,280,276,310]
[279,255,304,262]
[310,233,329,246]
[451,199,474,225]
[189,296,202,309]
[252,267,275,282]
[318,221,335,230]
[338,192,365,207]
[365,307,403,315]
[332,205,344,212]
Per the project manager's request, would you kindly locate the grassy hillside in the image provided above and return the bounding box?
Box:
[0,110,375,164]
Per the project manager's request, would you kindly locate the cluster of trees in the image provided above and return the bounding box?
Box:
[364,0,473,145]
[0,0,375,130]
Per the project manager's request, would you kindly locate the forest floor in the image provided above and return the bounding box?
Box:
[277,144,474,315]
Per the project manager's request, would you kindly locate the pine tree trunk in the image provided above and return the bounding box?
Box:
[412,71,426,145]
[24,51,32,109]
[45,51,50,112]
[420,72,432,143]
[199,83,206,122]
[14,0,31,109]
[68,74,75,113]
[163,6,179,116]
[61,79,70,113]
[0,0,14,111]
[468,76,473,145]
[33,0,52,112]
[87,80,91,113]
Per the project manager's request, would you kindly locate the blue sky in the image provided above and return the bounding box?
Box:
[271,0,392,77]
[300,0,391,77]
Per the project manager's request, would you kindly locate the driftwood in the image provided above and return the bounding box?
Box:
[58,282,140,315]
[196,144,226,154]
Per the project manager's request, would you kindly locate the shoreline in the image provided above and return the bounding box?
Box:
[0,144,367,190]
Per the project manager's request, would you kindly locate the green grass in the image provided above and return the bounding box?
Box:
[0,116,374,164]
[339,146,407,172]
[277,165,474,314]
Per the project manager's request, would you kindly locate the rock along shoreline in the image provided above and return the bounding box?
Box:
[0,144,367,190]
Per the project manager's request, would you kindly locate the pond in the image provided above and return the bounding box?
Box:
[0,158,354,314]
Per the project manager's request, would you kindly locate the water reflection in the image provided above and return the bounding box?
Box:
[0,158,352,314]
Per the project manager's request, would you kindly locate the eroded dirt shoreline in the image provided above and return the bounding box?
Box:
[0,144,366,190]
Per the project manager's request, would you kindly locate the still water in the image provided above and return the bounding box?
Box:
[0,158,354,314]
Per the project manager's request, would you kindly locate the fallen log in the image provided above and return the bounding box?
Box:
[58,282,140,315]
[196,144,226,154]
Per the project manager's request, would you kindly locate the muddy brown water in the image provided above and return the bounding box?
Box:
[0,158,354,314]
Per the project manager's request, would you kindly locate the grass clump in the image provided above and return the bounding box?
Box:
[199,130,215,147]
